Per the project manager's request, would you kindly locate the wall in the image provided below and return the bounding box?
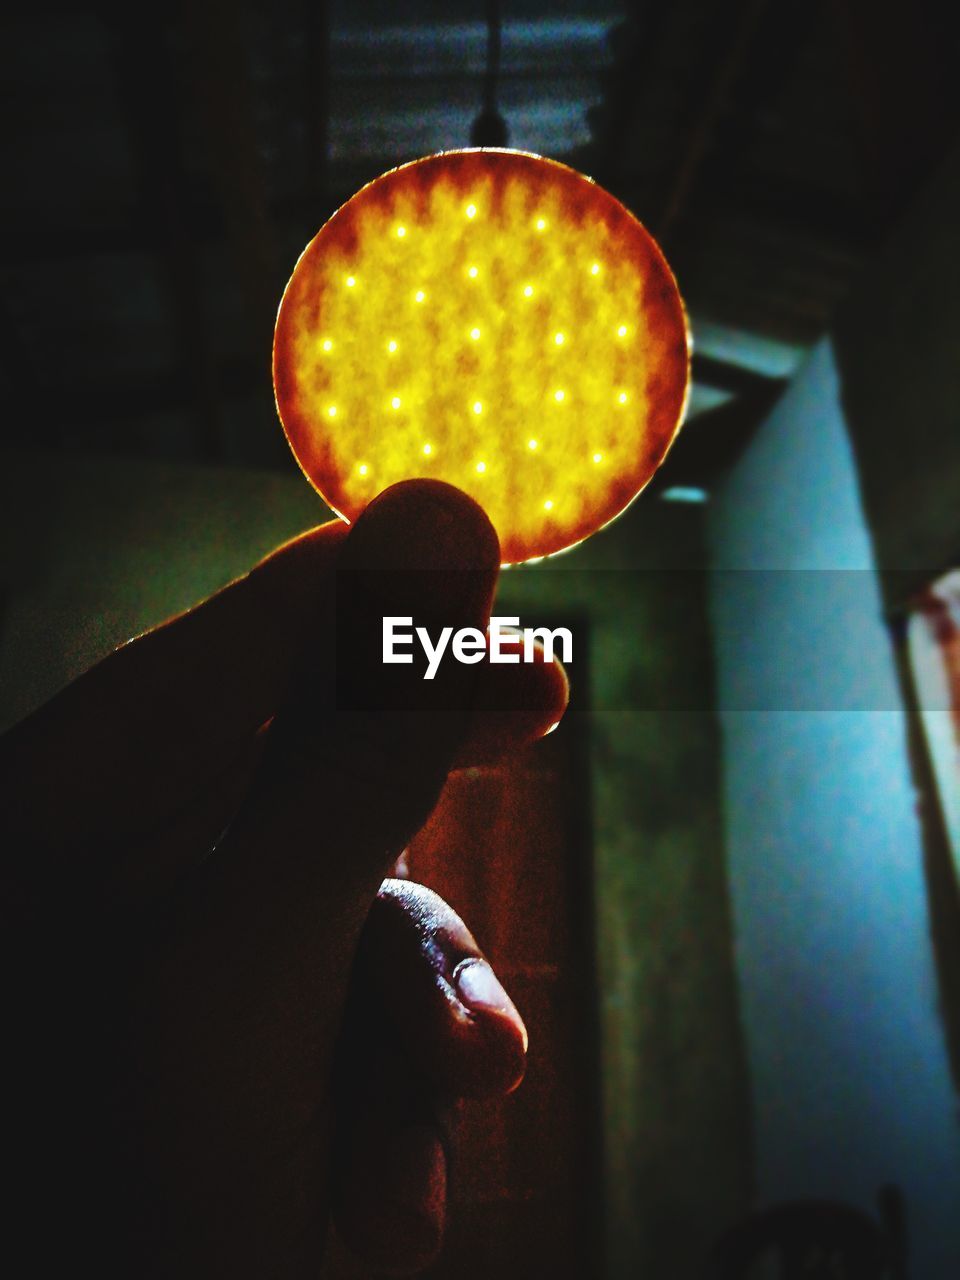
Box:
[0,452,327,730]
[499,501,752,1278]
[707,337,960,1275]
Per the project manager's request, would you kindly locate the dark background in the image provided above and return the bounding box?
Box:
[3,3,960,1277]
[4,0,956,483]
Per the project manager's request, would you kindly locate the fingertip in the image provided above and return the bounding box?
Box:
[361,883,528,1099]
[331,478,502,740]
[453,640,570,766]
[344,479,501,583]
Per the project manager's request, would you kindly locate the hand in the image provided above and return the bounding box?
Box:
[332,874,530,1275]
[1,480,567,1277]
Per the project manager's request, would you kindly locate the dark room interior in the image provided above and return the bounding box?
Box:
[2,2,959,1277]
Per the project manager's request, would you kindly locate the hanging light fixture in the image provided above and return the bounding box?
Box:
[470,0,510,148]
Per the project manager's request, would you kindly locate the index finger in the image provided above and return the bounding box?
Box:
[1,518,350,854]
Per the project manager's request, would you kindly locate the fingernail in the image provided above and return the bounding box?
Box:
[454,958,529,1054]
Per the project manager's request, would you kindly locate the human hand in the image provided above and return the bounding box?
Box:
[1,480,568,1277]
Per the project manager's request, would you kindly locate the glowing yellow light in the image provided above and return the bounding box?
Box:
[327,405,337,418]
[618,391,628,404]
[466,203,477,219]
[274,149,689,565]
[396,225,406,238]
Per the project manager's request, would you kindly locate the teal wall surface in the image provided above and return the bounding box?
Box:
[708,337,960,1276]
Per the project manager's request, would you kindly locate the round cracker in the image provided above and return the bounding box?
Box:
[273,149,689,564]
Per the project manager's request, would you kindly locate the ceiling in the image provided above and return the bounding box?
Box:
[2,0,957,495]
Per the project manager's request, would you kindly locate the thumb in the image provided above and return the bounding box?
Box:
[271,476,501,868]
[249,478,498,893]
[169,479,500,975]
[106,482,499,1276]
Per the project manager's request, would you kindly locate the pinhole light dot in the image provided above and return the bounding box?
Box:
[274,149,689,565]
[396,225,406,238]
[327,405,337,418]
